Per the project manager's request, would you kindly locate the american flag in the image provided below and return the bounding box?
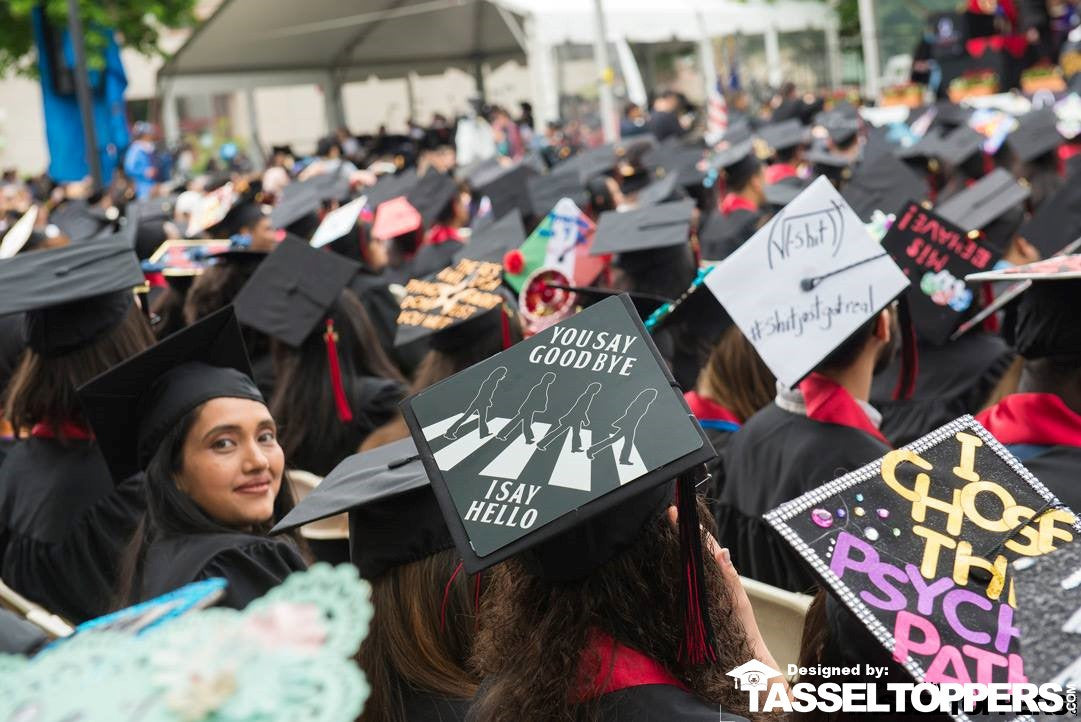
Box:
[705,78,728,147]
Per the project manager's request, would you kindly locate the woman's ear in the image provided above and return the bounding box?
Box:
[875,308,892,344]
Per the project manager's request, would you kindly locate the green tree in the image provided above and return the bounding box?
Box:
[0,0,197,76]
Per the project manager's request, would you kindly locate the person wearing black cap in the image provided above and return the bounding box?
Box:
[758,120,807,186]
[0,240,155,622]
[647,90,685,142]
[402,296,770,720]
[1003,108,1063,211]
[79,307,307,610]
[699,141,765,261]
[232,239,407,477]
[971,258,1081,511]
[272,439,479,722]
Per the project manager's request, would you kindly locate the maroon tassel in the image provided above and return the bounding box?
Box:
[676,469,718,666]
[323,319,354,423]
[500,305,512,350]
[440,560,465,632]
[891,296,919,401]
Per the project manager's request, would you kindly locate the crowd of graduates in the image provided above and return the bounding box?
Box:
[0,81,1080,721]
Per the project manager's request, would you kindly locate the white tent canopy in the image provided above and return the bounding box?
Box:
[158,0,840,139]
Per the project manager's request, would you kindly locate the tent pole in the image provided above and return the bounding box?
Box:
[764,23,783,88]
[858,0,881,97]
[324,72,345,133]
[161,82,181,146]
[592,0,618,142]
[245,88,266,167]
[66,0,102,190]
[825,20,842,89]
[474,58,487,102]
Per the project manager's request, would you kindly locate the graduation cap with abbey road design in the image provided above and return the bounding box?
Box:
[401,294,714,574]
[880,201,1001,345]
[705,176,910,389]
[841,151,927,221]
[271,437,454,579]
[765,416,1078,721]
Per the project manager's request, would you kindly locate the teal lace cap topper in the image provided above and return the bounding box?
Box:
[0,563,373,722]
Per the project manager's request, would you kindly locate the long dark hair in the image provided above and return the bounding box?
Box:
[469,497,756,721]
[4,303,154,438]
[358,550,480,722]
[698,325,776,423]
[115,403,304,606]
[270,289,405,474]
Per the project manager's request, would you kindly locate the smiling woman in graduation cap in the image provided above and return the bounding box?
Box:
[78,307,307,610]
[0,240,154,622]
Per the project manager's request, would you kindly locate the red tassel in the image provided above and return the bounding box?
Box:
[675,472,718,666]
[440,560,465,633]
[323,319,354,423]
[500,305,512,350]
[891,297,919,401]
[979,283,1000,334]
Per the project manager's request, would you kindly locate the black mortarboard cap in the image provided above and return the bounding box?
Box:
[1017,167,1081,257]
[406,171,458,228]
[400,294,714,576]
[364,168,419,210]
[0,239,144,357]
[473,163,536,219]
[929,100,972,130]
[895,126,944,161]
[50,200,116,242]
[709,139,756,175]
[841,151,927,221]
[649,271,733,346]
[526,170,589,217]
[547,283,671,320]
[1006,108,1063,163]
[76,306,263,481]
[935,167,1029,234]
[271,437,454,579]
[232,237,361,347]
[935,125,985,167]
[763,181,803,209]
[635,171,680,208]
[454,211,526,264]
[757,119,808,154]
[590,199,693,257]
[270,181,322,230]
[394,258,509,348]
[644,139,708,188]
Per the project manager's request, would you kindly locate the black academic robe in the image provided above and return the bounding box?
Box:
[0,607,48,655]
[348,270,424,375]
[1012,446,1081,513]
[594,686,750,720]
[290,375,407,477]
[0,438,143,622]
[401,688,470,722]
[716,404,889,593]
[140,532,307,610]
[871,332,1015,446]
[699,209,762,261]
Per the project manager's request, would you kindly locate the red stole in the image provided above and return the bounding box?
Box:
[684,391,741,425]
[764,163,797,185]
[720,194,757,216]
[798,373,890,445]
[425,225,461,245]
[30,421,94,441]
[976,393,1081,448]
[573,629,689,703]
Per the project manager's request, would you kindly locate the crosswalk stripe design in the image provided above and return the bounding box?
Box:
[613,438,648,485]
[480,422,552,479]
[548,429,593,491]
[420,414,646,492]
[432,418,510,471]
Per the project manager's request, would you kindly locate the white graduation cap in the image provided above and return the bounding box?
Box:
[309,195,367,248]
[704,176,910,388]
[0,205,38,259]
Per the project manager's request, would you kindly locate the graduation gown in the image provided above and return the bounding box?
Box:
[716,393,889,593]
[140,532,307,610]
[976,393,1081,513]
[699,197,763,262]
[401,688,470,722]
[348,269,424,375]
[0,435,143,622]
[594,685,749,720]
[871,332,1015,446]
